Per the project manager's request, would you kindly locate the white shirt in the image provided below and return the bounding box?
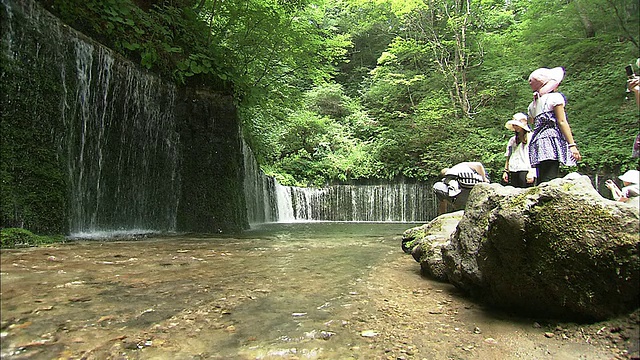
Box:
[528,92,565,118]
[505,134,532,172]
[445,163,486,186]
[622,184,639,199]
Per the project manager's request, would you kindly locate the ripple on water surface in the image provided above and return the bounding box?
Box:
[0,222,418,359]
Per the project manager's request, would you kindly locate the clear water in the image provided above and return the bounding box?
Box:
[0,222,421,359]
[0,222,619,359]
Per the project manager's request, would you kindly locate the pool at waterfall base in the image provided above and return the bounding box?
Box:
[0,223,632,359]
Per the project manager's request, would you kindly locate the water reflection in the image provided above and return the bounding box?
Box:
[243,221,421,239]
[1,222,617,359]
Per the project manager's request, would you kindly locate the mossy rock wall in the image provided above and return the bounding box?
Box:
[1,0,69,234]
[1,0,248,235]
[176,88,247,233]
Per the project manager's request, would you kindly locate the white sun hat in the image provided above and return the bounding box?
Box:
[505,113,531,132]
[619,170,639,184]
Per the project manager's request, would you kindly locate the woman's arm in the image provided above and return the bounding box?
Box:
[468,162,489,182]
[502,158,510,183]
[526,168,536,183]
[554,104,582,161]
[628,77,640,108]
[503,140,511,183]
[606,180,624,201]
[525,132,536,183]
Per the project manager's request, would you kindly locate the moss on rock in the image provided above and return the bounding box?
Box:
[0,228,65,248]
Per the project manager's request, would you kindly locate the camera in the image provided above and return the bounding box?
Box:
[626,64,636,79]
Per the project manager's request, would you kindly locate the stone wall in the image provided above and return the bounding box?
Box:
[176,88,247,233]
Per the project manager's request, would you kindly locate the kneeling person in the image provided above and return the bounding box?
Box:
[606,170,639,203]
[433,162,490,214]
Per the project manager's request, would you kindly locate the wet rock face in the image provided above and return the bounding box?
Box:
[402,211,463,281]
[442,176,640,321]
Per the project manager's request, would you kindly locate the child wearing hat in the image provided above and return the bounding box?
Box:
[527,67,582,184]
[605,170,640,203]
[502,112,536,188]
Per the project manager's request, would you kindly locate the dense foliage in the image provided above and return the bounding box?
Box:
[0,227,65,248]
[37,0,639,186]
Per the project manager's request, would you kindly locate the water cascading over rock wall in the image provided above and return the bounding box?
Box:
[282,182,438,222]
[1,0,247,235]
[243,140,438,224]
[242,141,279,225]
[66,40,181,236]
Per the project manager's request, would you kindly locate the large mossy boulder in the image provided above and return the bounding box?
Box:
[441,175,639,321]
[402,211,463,281]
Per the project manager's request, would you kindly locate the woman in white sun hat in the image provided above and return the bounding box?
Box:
[605,169,639,203]
[502,112,536,188]
[527,67,582,184]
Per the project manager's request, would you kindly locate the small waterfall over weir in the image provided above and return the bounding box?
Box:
[243,141,438,224]
[281,183,436,222]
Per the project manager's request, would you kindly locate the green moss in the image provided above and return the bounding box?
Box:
[1,11,68,234]
[531,199,621,244]
[504,187,540,210]
[0,228,65,248]
[523,196,640,317]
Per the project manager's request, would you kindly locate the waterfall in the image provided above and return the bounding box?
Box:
[281,183,436,222]
[66,40,180,237]
[275,184,294,221]
[242,141,438,224]
[2,0,181,237]
[242,140,279,224]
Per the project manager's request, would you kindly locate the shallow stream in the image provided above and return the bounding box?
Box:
[0,223,618,359]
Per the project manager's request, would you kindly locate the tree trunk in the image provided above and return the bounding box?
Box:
[574,0,596,38]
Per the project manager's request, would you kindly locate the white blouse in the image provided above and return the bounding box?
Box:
[505,133,532,172]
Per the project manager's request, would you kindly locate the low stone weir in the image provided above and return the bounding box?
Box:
[243,141,437,224]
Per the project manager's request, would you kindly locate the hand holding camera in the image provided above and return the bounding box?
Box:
[627,64,640,92]
[605,179,616,190]
[629,77,640,91]
[605,179,623,200]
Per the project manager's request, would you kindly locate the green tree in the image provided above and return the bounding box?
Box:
[37,0,640,185]
[327,0,400,95]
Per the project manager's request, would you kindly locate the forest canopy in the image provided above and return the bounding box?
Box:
[39,0,639,186]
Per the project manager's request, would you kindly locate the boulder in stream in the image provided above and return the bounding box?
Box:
[401,211,463,281]
[442,175,639,320]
